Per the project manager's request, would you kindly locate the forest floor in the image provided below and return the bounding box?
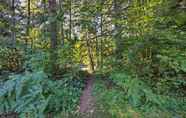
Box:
[79,76,95,114]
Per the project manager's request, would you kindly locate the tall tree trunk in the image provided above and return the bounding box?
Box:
[26,0,31,50]
[86,30,95,72]
[43,0,47,39]
[60,21,64,46]
[49,0,58,78]
[69,0,72,41]
[100,14,103,69]
[49,0,57,49]
[95,16,99,69]
[59,0,64,46]
[11,0,16,48]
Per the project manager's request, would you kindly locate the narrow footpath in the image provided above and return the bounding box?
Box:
[79,76,95,114]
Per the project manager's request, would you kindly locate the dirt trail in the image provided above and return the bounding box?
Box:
[79,76,95,114]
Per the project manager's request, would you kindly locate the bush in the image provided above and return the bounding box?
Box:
[93,72,186,118]
[109,72,186,110]
[0,71,85,117]
[0,47,24,72]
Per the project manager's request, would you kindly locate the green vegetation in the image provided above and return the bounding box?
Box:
[0,0,186,117]
[0,71,85,117]
[93,72,186,118]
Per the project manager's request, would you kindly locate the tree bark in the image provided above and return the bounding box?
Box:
[49,0,57,49]
[69,0,72,41]
[59,0,64,46]
[86,30,95,72]
[100,14,103,69]
[11,0,16,48]
[49,0,58,78]
[26,0,31,49]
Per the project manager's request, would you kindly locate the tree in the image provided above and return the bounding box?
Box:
[11,0,16,48]
[48,0,58,77]
[26,0,31,49]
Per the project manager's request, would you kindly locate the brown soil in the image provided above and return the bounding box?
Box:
[79,76,95,114]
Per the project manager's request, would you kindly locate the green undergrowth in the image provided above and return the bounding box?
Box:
[93,72,186,118]
[0,71,85,118]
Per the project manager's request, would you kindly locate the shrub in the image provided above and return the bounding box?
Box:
[0,71,85,117]
[0,47,24,72]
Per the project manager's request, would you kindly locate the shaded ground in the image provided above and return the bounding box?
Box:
[79,76,95,114]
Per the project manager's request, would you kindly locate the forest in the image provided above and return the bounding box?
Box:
[0,0,186,118]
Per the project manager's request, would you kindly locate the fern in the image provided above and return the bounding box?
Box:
[0,71,84,117]
[110,72,186,111]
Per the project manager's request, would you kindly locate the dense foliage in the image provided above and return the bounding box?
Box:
[0,71,85,117]
[0,0,186,117]
[93,77,186,118]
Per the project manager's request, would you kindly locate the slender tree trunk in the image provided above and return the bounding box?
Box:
[11,0,16,48]
[49,0,57,49]
[26,0,31,49]
[43,0,47,39]
[59,0,64,46]
[61,22,64,46]
[100,14,103,69]
[95,19,99,68]
[69,0,72,41]
[49,0,58,78]
[86,30,94,72]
